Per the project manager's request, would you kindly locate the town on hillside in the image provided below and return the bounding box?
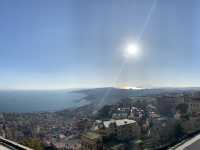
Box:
[1,89,200,150]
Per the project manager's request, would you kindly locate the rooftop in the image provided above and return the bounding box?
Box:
[104,119,136,128]
[189,98,200,102]
[82,132,102,140]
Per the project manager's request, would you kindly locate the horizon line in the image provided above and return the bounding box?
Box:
[0,86,200,91]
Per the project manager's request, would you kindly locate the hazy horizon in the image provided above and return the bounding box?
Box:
[1,86,200,91]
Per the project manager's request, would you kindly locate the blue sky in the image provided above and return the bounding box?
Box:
[0,0,200,89]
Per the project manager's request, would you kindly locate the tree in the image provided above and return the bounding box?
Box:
[176,103,188,114]
[21,138,44,150]
[44,143,58,150]
[135,139,144,150]
[156,98,174,117]
[97,105,112,119]
[174,123,184,140]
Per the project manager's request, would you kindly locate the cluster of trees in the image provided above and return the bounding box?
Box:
[96,105,112,119]
[21,138,44,150]
[21,138,57,150]
[156,98,175,117]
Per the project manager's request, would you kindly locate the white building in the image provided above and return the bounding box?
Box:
[95,119,140,141]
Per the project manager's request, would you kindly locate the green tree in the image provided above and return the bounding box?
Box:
[21,138,44,150]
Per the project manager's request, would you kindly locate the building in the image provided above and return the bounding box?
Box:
[186,98,200,114]
[0,136,32,150]
[112,112,128,119]
[95,119,140,141]
[81,132,103,150]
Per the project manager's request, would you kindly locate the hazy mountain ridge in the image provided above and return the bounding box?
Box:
[75,87,199,108]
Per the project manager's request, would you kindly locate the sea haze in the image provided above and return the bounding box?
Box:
[0,90,86,113]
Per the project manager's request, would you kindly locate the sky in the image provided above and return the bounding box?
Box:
[0,0,200,90]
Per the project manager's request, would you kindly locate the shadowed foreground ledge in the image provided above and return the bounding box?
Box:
[170,133,200,150]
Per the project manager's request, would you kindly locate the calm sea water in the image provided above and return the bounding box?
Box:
[0,90,86,113]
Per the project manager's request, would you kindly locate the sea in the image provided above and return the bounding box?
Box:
[0,90,87,113]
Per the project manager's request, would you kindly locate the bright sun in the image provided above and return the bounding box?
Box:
[124,43,140,58]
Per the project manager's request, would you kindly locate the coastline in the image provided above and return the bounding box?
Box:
[0,90,88,113]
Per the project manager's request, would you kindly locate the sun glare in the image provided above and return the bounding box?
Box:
[124,43,141,59]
